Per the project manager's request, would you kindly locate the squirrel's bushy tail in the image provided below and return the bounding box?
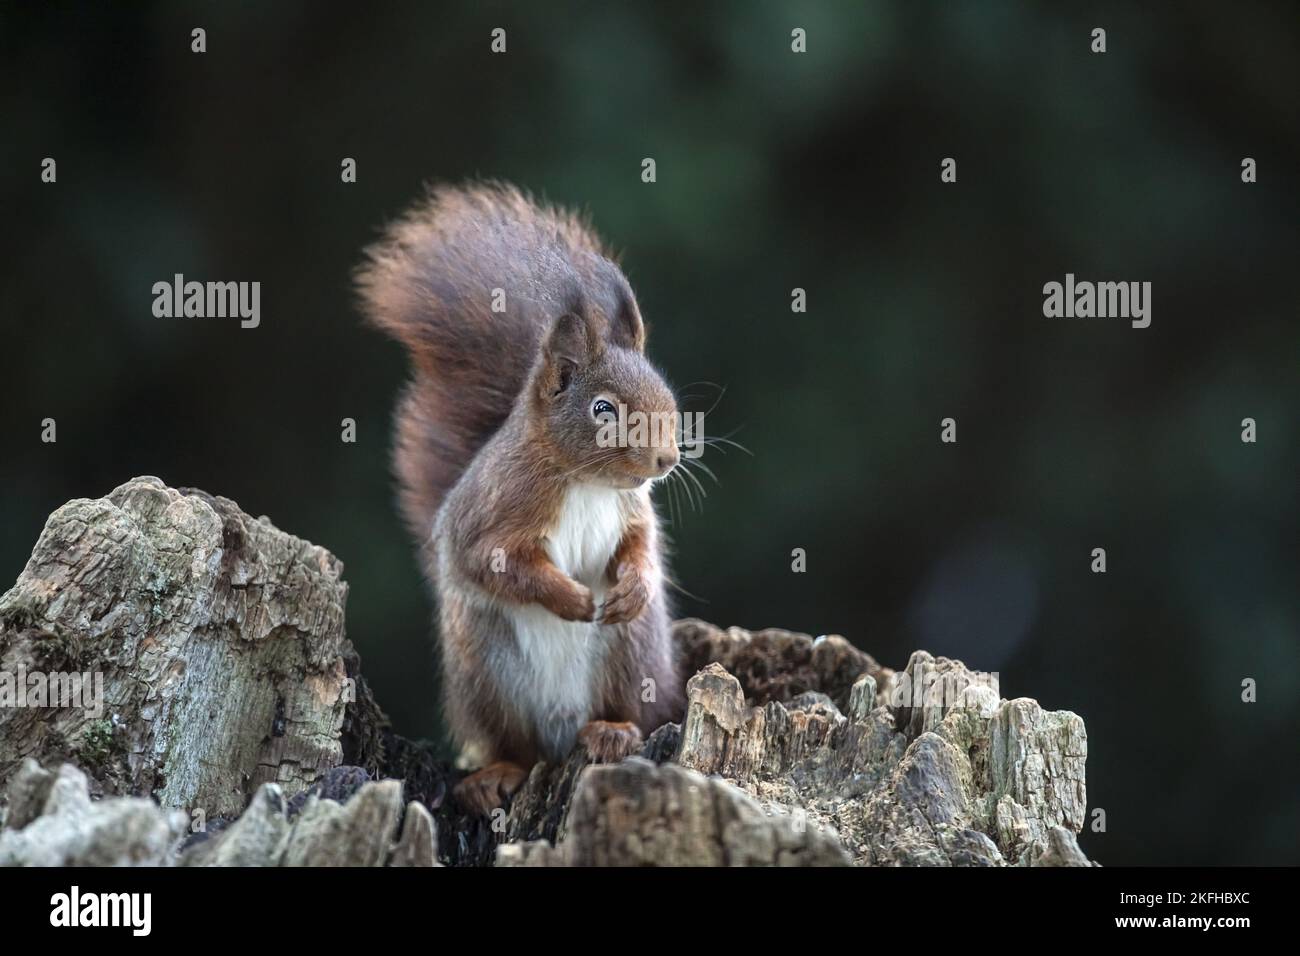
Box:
[356,182,612,574]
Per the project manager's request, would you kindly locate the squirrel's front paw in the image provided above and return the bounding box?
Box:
[599,562,651,625]
[551,582,596,622]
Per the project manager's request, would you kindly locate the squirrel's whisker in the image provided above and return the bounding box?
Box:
[678,380,725,396]
[675,462,708,502]
[683,457,719,486]
[700,434,753,456]
[663,473,682,527]
[677,467,700,512]
[698,384,729,420]
[552,448,625,483]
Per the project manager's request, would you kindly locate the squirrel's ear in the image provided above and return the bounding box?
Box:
[609,287,646,352]
[539,312,595,400]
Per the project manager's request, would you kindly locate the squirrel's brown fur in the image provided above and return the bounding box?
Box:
[357,182,684,814]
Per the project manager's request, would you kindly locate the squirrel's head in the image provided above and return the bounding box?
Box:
[531,292,679,490]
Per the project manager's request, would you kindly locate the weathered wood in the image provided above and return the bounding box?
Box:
[661,637,1091,866]
[0,477,358,818]
[0,758,437,866]
[498,757,851,866]
[675,618,893,712]
[0,761,188,866]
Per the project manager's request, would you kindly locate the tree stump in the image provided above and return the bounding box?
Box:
[0,478,1093,867]
[0,477,359,819]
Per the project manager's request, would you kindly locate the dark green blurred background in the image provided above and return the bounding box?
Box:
[2,2,1297,864]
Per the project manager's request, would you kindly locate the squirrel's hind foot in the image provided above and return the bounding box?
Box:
[454,760,528,816]
[577,720,644,763]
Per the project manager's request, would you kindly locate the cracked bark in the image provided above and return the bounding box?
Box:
[0,477,354,819]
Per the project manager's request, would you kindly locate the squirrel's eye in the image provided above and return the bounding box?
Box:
[591,399,617,422]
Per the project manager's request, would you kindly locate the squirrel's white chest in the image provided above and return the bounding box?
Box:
[504,483,627,757]
[541,483,626,587]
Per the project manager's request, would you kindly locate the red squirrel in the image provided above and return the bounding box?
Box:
[357,183,685,814]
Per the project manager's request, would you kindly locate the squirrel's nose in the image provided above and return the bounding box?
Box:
[653,446,680,475]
